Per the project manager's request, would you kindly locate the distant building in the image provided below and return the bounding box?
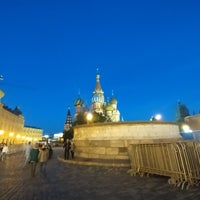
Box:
[73,71,120,123]
[23,126,43,142]
[64,107,73,132]
[0,90,42,144]
[63,107,73,141]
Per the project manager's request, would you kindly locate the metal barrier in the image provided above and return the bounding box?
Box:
[128,141,200,189]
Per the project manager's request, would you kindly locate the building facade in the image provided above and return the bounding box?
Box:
[0,89,43,144]
[23,126,43,143]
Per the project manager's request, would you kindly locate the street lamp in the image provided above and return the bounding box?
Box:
[182,124,192,133]
[155,114,162,121]
[150,114,162,121]
[0,130,4,143]
[86,112,93,124]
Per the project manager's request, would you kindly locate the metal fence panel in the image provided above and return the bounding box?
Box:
[128,141,200,189]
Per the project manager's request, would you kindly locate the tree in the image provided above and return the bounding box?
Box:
[92,112,107,123]
[63,127,74,142]
[176,101,190,123]
[73,112,87,126]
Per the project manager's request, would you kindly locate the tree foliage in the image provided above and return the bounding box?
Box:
[92,112,107,123]
[176,102,190,123]
[73,112,87,126]
[73,111,107,126]
[63,127,74,142]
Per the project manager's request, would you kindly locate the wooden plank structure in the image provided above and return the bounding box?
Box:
[128,141,200,189]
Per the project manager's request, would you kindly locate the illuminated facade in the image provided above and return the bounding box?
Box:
[23,126,43,143]
[0,91,43,144]
[74,72,120,122]
[0,102,24,144]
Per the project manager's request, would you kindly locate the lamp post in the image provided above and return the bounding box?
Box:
[150,114,162,121]
[182,124,192,133]
[155,114,162,121]
[86,112,93,124]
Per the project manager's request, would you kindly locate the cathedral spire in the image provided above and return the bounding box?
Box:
[94,68,102,92]
[64,107,72,131]
[92,70,105,114]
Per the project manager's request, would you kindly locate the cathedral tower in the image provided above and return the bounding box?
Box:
[91,71,105,114]
[64,107,72,132]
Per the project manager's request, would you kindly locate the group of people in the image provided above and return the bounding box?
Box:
[1,139,75,176]
[63,139,75,160]
[24,142,52,177]
[0,143,9,161]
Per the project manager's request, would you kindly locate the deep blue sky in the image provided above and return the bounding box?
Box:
[0,0,200,134]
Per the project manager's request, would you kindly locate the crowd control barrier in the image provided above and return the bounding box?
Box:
[128,141,200,189]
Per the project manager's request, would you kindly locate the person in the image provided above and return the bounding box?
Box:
[1,143,8,161]
[23,141,32,167]
[47,143,53,159]
[0,143,3,152]
[70,140,75,159]
[63,139,71,160]
[29,143,39,177]
[38,144,49,177]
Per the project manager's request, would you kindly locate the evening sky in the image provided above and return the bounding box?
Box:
[0,0,200,134]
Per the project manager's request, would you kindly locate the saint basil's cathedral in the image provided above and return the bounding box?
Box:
[73,71,120,124]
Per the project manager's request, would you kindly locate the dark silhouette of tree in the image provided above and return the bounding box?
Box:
[73,111,108,126]
[63,127,74,142]
[176,101,190,123]
[73,112,87,126]
[92,112,107,123]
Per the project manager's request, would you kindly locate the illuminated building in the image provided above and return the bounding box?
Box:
[74,71,120,122]
[0,89,42,144]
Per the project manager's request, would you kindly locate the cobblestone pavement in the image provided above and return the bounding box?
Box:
[0,147,200,200]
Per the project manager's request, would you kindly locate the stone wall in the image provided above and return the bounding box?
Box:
[185,114,200,131]
[73,121,182,161]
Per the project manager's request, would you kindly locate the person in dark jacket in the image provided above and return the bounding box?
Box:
[70,140,75,159]
[29,143,39,177]
[64,139,71,160]
[47,143,53,159]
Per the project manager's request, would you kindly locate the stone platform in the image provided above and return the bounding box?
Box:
[73,121,181,163]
